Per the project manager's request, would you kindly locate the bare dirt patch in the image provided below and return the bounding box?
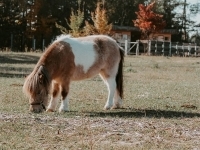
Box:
[1,113,200,149]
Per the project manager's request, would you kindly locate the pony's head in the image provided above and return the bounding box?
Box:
[23,65,51,113]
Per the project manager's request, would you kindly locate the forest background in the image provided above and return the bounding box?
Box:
[0,0,200,51]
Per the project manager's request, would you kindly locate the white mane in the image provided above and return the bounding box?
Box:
[54,34,72,43]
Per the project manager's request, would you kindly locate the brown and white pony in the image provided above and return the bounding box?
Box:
[23,35,124,113]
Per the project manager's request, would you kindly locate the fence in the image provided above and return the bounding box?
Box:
[118,40,139,56]
[0,33,54,52]
[120,40,200,56]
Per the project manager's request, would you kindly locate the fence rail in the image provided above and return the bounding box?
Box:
[119,40,200,56]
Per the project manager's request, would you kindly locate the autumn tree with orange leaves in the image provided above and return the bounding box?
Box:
[133,2,166,39]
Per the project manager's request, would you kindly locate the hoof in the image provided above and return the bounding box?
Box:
[59,109,69,113]
[46,109,55,112]
[104,105,111,110]
[111,105,121,109]
[111,101,122,109]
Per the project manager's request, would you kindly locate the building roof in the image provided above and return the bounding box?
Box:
[112,25,179,34]
[159,29,179,34]
[112,25,140,31]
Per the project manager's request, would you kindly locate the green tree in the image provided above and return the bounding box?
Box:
[151,0,200,42]
[84,2,112,35]
[56,0,84,37]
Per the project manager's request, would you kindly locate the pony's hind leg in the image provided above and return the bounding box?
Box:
[46,82,61,112]
[59,83,70,112]
[103,78,122,110]
[112,90,123,109]
[100,65,123,110]
[100,74,116,110]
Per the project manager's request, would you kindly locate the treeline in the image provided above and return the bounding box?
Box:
[0,0,199,51]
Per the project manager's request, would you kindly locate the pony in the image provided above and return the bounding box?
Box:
[23,35,124,113]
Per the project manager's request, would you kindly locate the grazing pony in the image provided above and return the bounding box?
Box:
[23,35,124,113]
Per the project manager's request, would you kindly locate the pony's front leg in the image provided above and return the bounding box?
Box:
[59,95,69,112]
[46,95,60,112]
[46,82,60,112]
[59,85,70,112]
[104,77,116,110]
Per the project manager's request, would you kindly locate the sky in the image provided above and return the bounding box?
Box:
[187,0,200,24]
[173,0,200,36]
[188,0,200,35]
[174,0,200,23]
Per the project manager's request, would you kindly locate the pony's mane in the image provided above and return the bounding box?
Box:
[54,34,117,43]
[23,65,51,98]
[54,34,72,42]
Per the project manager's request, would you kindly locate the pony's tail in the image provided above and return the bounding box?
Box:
[116,48,124,99]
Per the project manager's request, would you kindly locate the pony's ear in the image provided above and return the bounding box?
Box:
[37,65,50,86]
[24,74,29,81]
[38,66,45,84]
[39,74,44,84]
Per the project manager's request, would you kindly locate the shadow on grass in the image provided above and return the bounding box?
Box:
[0,72,26,78]
[0,54,40,64]
[84,108,200,118]
[0,53,40,78]
[0,66,33,78]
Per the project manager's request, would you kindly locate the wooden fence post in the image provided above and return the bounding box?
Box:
[10,34,13,51]
[162,41,164,55]
[169,42,172,56]
[136,40,139,56]
[195,43,197,57]
[188,43,191,56]
[148,40,151,55]
[42,39,45,51]
[32,38,36,51]
[125,40,128,56]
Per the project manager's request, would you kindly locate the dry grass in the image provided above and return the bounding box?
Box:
[1,52,200,149]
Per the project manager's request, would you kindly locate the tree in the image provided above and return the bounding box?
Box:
[84,2,112,35]
[0,0,27,50]
[174,0,200,42]
[1,0,200,51]
[105,0,146,26]
[23,0,61,50]
[56,0,84,37]
[147,0,177,29]
[27,0,57,37]
[133,1,166,39]
[145,0,200,42]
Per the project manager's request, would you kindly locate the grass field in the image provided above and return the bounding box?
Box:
[1,52,200,149]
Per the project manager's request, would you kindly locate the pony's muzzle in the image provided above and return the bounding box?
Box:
[30,103,46,113]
